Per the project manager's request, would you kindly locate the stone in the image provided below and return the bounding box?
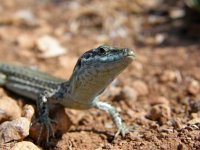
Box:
[11,141,40,150]
[0,117,30,144]
[188,79,200,95]
[0,96,21,122]
[148,104,171,125]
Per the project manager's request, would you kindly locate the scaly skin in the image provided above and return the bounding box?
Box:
[0,45,135,144]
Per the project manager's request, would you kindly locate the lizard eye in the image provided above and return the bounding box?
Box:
[99,47,106,54]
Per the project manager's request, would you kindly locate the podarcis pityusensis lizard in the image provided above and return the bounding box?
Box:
[0,45,135,144]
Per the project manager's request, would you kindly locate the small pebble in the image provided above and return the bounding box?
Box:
[16,34,35,49]
[148,104,171,125]
[121,85,138,101]
[169,9,185,19]
[14,9,36,26]
[22,105,35,121]
[132,80,149,96]
[131,61,144,78]
[160,70,177,82]
[36,35,67,58]
[187,79,200,95]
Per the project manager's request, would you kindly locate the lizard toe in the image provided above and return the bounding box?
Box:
[114,124,136,139]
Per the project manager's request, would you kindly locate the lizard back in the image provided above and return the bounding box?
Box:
[0,64,66,100]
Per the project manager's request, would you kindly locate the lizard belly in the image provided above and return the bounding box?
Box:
[60,95,94,110]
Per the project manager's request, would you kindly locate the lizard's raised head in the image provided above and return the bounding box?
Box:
[74,45,135,72]
[69,45,135,102]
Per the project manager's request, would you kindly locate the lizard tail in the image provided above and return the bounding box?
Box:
[0,73,6,86]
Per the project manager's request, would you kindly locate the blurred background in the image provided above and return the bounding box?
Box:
[0,0,200,59]
[0,0,200,149]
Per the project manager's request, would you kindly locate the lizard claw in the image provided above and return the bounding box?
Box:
[114,124,135,139]
[30,114,57,145]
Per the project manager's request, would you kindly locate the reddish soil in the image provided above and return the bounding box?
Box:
[0,0,200,149]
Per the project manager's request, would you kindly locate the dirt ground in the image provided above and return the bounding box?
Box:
[0,0,200,149]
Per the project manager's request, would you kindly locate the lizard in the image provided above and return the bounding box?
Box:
[0,45,135,144]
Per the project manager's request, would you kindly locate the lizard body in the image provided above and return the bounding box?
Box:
[0,45,135,144]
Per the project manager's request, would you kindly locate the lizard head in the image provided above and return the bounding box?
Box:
[74,45,135,73]
[69,45,135,101]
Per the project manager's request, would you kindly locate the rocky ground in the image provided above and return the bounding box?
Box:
[0,0,199,149]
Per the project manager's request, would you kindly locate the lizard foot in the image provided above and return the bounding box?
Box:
[114,124,136,139]
[31,114,57,145]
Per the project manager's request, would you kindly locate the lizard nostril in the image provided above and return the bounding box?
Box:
[124,48,131,55]
[124,48,129,52]
[83,53,92,59]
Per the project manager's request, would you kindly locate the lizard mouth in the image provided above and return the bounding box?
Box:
[127,49,135,57]
[124,49,135,62]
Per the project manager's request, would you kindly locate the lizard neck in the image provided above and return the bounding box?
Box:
[57,74,106,109]
[67,61,128,105]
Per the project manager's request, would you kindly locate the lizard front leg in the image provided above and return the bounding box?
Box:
[32,90,55,145]
[92,99,129,138]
